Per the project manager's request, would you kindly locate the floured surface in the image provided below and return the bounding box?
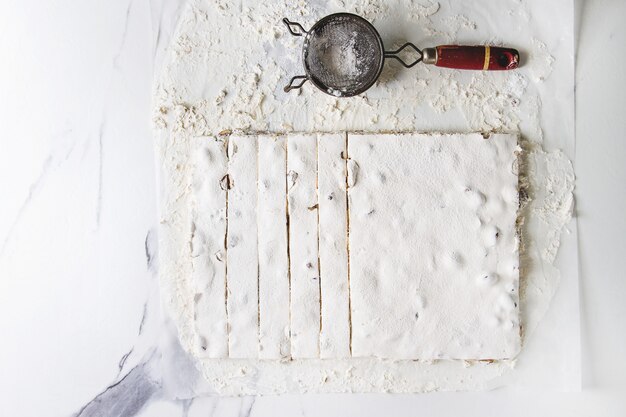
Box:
[318,133,351,359]
[287,134,321,359]
[188,137,228,359]
[154,0,577,394]
[257,135,290,360]
[225,136,259,358]
[183,133,520,363]
[349,133,519,360]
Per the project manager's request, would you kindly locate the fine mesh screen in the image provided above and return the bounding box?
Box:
[304,15,382,97]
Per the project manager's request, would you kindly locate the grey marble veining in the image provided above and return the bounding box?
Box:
[75,359,160,417]
[69,217,235,417]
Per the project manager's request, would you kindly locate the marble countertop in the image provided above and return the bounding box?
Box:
[0,0,625,416]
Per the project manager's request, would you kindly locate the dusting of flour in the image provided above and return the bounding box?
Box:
[153,0,576,394]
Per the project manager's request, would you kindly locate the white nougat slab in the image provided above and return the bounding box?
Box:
[318,133,351,358]
[257,135,291,359]
[287,134,321,359]
[348,133,520,360]
[189,137,229,358]
[226,135,259,358]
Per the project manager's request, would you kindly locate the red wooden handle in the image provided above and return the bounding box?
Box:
[435,45,519,70]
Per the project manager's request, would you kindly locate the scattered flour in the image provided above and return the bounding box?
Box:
[153,0,575,394]
[529,38,556,82]
[408,1,440,21]
[316,33,360,78]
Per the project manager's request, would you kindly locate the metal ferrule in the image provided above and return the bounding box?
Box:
[422,47,437,65]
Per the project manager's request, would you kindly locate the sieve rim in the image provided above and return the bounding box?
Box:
[302,12,385,97]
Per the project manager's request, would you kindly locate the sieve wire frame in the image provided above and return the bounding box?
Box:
[301,13,386,97]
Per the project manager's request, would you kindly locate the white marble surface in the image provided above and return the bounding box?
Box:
[0,0,624,416]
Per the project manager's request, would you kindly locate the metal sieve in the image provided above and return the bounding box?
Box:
[283,13,520,97]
